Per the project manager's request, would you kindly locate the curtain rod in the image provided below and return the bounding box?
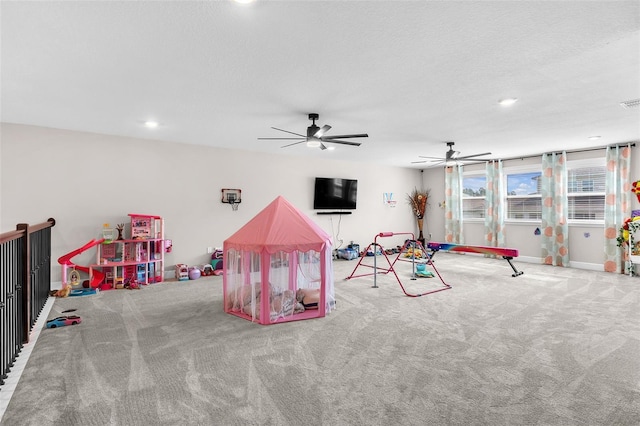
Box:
[497,141,637,163]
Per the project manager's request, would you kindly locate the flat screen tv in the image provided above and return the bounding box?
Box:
[313,177,358,210]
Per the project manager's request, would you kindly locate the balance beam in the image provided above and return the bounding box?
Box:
[426,242,523,277]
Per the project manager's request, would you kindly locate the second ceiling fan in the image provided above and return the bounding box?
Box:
[413,141,491,166]
[258,113,368,150]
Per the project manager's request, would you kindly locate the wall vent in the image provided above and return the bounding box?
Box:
[620,99,640,109]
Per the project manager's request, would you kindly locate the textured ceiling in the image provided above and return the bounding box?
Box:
[2,1,639,168]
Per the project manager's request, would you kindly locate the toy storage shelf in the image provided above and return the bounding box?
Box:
[90,214,165,289]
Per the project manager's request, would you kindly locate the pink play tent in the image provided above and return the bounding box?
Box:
[223,196,336,325]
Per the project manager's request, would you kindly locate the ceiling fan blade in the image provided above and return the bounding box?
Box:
[415,160,445,166]
[314,125,331,138]
[322,139,361,146]
[280,140,306,148]
[322,133,368,139]
[417,155,445,160]
[271,127,306,138]
[320,143,327,150]
[455,152,492,161]
[258,137,306,140]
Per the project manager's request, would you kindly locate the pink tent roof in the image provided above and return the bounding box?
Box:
[224,196,332,253]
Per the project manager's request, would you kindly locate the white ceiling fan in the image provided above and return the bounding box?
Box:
[412,141,491,166]
[258,113,368,150]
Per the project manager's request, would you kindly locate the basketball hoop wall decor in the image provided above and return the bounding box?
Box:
[222,188,242,211]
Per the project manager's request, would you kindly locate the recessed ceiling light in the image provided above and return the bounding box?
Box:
[233,0,255,4]
[498,98,518,106]
[144,121,159,129]
[588,135,601,140]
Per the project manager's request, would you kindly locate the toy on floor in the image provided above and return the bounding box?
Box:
[415,263,434,278]
[175,264,189,281]
[124,276,141,290]
[210,257,224,275]
[70,287,99,296]
[189,267,201,280]
[46,315,82,328]
[50,286,72,298]
[212,248,223,260]
[365,245,382,256]
[296,288,321,309]
[337,247,358,260]
[404,246,424,259]
[202,264,215,276]
[211,249,224,275]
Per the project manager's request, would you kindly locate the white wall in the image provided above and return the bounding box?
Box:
[419,167,447,242]
[1,124,422,283]
[2,123,637,280]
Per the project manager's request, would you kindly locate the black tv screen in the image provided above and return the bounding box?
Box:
[313,177,358,210]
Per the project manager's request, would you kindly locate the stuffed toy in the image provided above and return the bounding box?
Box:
[296,288,320,309]
[50,286,71,297]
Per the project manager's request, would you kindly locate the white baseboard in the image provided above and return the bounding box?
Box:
[568,261,604,271]
[515,255,542,264]
[517,255,603,271]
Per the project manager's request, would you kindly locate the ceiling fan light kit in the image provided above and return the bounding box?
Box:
[258,113,368,150]
[306,139,322,148]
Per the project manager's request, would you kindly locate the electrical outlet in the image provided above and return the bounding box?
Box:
[207,247,213,254]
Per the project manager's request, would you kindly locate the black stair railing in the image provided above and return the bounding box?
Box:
[0,218,55,387]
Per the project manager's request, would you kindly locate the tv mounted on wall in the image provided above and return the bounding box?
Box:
[313,177,358,210]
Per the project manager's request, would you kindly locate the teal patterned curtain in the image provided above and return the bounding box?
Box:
[445,165,464,244]
[604,144,631,273]
[541,152,569,266]
[484,160,505,255]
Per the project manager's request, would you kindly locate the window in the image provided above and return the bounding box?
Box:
[567,160,606,221]
[506,170,542,220]
[462,174,486,219]
[462,158,606,223]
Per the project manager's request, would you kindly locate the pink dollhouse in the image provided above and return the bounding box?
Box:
[223,196,335,325]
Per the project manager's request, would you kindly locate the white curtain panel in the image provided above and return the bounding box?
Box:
[445,165,464,244]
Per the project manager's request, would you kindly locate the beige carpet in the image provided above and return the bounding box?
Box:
[2,253,639,425]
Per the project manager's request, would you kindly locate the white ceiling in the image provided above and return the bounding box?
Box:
[2,1,639,168]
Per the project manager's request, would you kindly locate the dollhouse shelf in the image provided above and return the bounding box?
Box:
[89,214,165,289]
